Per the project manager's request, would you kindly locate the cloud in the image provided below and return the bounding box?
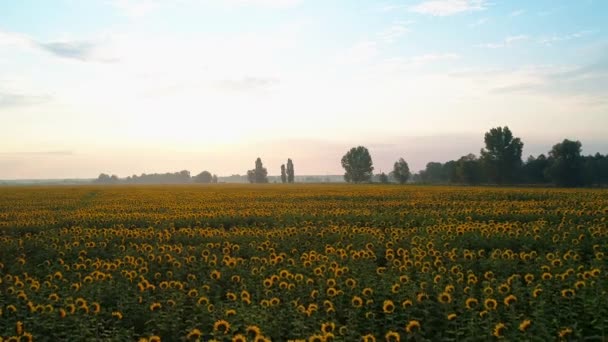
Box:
[0,92,51,108]
[509,9,525,17]
[1,29,114,62]
[477,35,529,49]
[410,0,487,16]
[487,58,608,105]
[539,30,594,46]
[469,18,488,28]
[36,41,96,61]
[378,21,413,43]
[216,77,280,91]
[109,0,162,16]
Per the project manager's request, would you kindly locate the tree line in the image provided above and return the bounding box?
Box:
[341,126,608,187]
[94,158,296,184]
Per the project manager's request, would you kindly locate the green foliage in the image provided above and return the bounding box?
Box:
[480,126,524,184]
[286,159,295,183]
[341,146,374,183]
[193,171,213,183]
[392,158,411,184]
[547,139,584,187]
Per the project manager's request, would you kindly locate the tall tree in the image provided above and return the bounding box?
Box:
[280,164,287,183]
[522,155,551,184]
[286,158,295,183]
[193,171,212,183]
[456,154,484,185]
[392,158,411,184]
[254,157,269,183]
[341,146,374,183]
[212,174,218,184]
[247,170,255,184]
[547,139,585,187]
[480,126,524,184]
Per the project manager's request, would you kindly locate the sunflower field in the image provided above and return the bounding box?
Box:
[0,184,606,341]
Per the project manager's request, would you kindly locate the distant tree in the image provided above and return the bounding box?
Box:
[212,174,218,184]
[110,175,119,183]
[392,158,411,184]
[419,162,443,183]
[95,173,111,183]
[522,154,551,184]
[547,139,585,187]
[178,170,191,182]
[280,164,287,183]
[379,172,389,184]
[193,171,213,183]
[443,160,459,183]
[480,126,523,184]
[286,158,295,183]
[341,146,374,183]
[254,157,268,183]
[247,170,255,184]
[456,154,484,185]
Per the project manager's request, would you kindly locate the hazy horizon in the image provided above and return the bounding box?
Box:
[2,0,607,179]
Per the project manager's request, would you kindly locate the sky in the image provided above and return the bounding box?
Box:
[1,0,607,179]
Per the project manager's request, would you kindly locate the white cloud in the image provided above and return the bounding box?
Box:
[477,35,529,49]
[469,18,488,28]
[509,9,525,17]
[539,30,594,46]
[410,0,487,16]
[378,21,413,43]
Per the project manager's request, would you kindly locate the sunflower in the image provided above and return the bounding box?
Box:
[484,298,498,311]
[519,319,531,332]
[150,303,162,312]
[503,294,517,307]
[465,297,478,310]
[149,336,161,342]
[416,292,429,302]
[447,313,457,321]
[492,323,506,338]
[213,320,230,334]
[558,288,574,299]
[405,320,420,334]
[385,331,400,342]
[401,299,413,308]
[246,325,262,337]
[112,311,123,320]
[91,302,101,314]
[232,334,247,342]
[558,327,572,338]
[382,300,395,314]
[210,270,221,280]
[362,288,374,296]
[362,334,376,342]
[308,334,325,342]
[532,288,543,298]
[16,321,24,335]
[438,292,452,304]
[321,322,335,334]
[352,296,363,308]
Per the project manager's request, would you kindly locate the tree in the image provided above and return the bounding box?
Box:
[254,157,268,183]
[456,154,484,185]
[547,139,585,187]
[247,170,255,184]
[392,158,411,184]
[480,126,524,184]
[341,146,374,183]
[379,172,389,184]
[522,154,551,184]
[286,158,295,183]
[280,164,287,184]
[193,171,212,183]
[212,174,218,184]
